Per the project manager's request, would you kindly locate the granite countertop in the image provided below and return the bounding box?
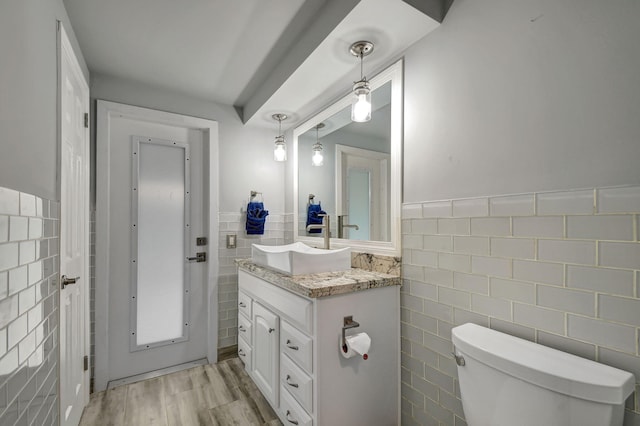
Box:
[236,259,401,299]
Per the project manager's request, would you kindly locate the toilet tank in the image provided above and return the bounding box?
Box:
[452,323,635,426]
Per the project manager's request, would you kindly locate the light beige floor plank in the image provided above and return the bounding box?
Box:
[165,382,236,424]
[217,358,260,394]
[204,363,252,402]
[82,357,279,426]
[188,365,212,388]
[208,399,264,426]
[79,385,127,426]
[124,377,168,426]
[242,388,280,424]
[166,388,217,426]
[162,368,194,395]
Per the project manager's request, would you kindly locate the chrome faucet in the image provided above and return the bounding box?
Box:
[306,214,331,249]
[337,215,359,238]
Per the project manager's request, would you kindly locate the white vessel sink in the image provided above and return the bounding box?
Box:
[251,242,351,276]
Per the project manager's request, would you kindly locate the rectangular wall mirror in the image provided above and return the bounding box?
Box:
[293,60,402,256]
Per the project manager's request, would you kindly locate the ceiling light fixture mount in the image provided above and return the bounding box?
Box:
[311,123,325,167]
[350,41,374,123]
[272,113,288,162]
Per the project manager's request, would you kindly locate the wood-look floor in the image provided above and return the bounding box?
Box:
[80,357,282,426]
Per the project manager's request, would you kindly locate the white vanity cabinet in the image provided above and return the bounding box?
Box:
[237,267,400,426]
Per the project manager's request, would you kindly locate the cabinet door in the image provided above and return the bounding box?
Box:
[253,302,279,406]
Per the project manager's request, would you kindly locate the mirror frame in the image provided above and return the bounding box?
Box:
[293,59,403,256]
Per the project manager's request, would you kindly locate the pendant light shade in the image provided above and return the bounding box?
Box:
[351,80,371,123]
[274,135,287,162]
[350,41,374,123]
[311,123,325,167]
[272,113,287,162]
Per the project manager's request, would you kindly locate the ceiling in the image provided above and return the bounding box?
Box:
[63,0,445,129]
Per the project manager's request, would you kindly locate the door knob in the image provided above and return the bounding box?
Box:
[61,275,80,289]
[187,252,207,262]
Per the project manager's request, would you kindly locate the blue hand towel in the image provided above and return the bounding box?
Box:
[306,203,325,234]
[246,201,269,235]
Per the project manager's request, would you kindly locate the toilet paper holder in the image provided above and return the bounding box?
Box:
[342,316,360,352]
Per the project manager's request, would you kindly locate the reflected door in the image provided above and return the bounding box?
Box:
[105,119,207,384]
[337,145,390,241]
[347,168,371,240]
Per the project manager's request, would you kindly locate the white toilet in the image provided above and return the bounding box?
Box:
[452,323,635,426]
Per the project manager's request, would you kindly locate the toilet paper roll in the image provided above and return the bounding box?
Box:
[340,332,371,359]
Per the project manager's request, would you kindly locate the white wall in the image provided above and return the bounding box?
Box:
[90,73,284,214]
[404,0,640,202]
[0,0,88,201]
[400,1,640,424]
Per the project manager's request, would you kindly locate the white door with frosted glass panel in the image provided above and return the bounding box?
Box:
[59,23,90,426]
[336,145,389,241]
[104,118,207,383]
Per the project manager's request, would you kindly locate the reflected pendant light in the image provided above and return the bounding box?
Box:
[272,113,288,162]
[311,123,325,167]
[350,41,374,123]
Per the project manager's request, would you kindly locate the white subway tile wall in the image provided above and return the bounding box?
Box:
[0,187,59,425]
[217,212,292,348]
[401,185,640,425]
[536,189,595,215]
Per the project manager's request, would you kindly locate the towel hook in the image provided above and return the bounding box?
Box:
[250,190,263,202]
[308,194,315,205]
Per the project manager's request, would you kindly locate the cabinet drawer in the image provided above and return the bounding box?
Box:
[281,321,313,374]
[238,312,252,345]
[238,337,252,372]
[238,290,252,318]
[239,270,313,333]
[280,385,313,426]
[281,354,313,413]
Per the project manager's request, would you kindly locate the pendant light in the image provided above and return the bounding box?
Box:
[350,41,374,123]
[272,113,287,162]
[311,123,325,167]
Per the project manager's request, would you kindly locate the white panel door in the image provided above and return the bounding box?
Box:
[106,118,207,382]
[59,24,90,426]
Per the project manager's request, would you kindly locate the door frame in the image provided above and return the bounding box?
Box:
[57,21,90,424]
[94,100,219,392]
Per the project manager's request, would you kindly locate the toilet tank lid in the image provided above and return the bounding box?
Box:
[452,323,635,405]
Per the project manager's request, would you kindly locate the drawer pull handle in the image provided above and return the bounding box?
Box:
[238,325,246,332]
[238,349,246,357]
[239,302,246,308]
[269,327,275,333]
[286,340,299,351]
[285,375,299,388]
[285,410,299,425]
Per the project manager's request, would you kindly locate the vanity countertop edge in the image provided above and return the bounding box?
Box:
[236,259,401,299]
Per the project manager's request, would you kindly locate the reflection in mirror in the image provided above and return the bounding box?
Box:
[293,60,402,256]
[298,82,391,242]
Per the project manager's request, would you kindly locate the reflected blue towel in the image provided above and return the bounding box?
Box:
[306,203,325,234]
[246,201,269,235]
